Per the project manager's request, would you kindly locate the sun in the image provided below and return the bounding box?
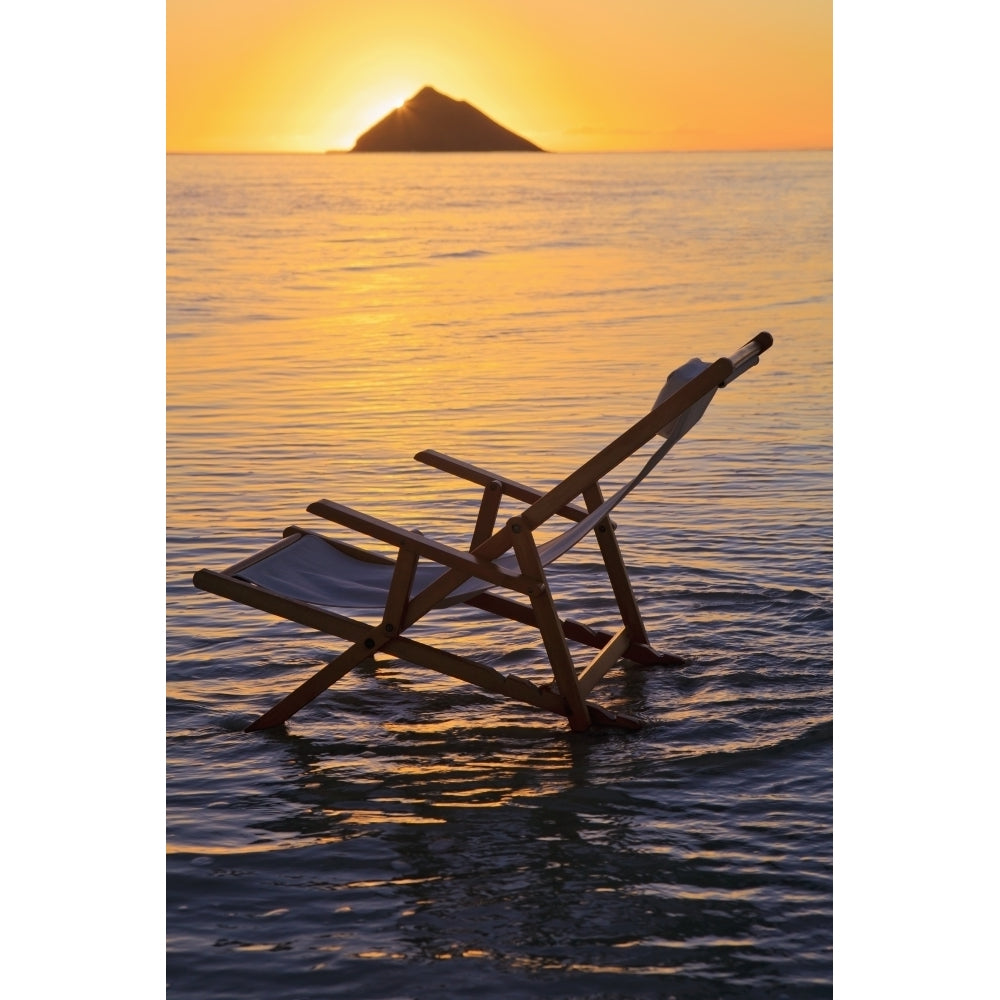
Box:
[361,89,411,127]
[359,76,417,123]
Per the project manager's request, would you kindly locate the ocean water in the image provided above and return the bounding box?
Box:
[167,151,832,998]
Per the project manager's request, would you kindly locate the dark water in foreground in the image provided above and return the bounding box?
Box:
[167,152,831,997]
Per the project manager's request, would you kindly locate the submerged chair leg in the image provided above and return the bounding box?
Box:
[582,482,649,643]
[582,482,683,666]
[245,639,377,731]
[509,515,592,732]
[247,545,422,732]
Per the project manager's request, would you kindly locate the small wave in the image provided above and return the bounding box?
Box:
[660,584,824,609]
[234,312,283,323]
[537,238,590,250]
[341,260,422,272]
[670,588,765,605]
[669,587,815,605]
[666,717,832,774]
[428,248,491,260]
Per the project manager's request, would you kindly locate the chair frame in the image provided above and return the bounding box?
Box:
[192,332,773,734]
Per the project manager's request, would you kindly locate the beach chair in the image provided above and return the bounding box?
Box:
[192,332,773,734]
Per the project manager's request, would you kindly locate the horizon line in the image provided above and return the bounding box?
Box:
[166,146,832,156]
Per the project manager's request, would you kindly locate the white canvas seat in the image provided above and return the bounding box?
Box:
[235,532,489,610]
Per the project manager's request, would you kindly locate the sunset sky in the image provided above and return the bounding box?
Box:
[167,0,831,153]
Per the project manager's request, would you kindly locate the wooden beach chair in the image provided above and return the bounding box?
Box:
[192,332,773,734]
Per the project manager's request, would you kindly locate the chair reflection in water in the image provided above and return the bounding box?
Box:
[193,332,773,734]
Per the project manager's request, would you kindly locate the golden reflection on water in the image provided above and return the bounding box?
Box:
[169,151,830,816]
[169,163,829,492]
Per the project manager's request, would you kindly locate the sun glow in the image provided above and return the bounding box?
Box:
[362,90,409,127]
[167,0,831,153]
[324,82,416,151]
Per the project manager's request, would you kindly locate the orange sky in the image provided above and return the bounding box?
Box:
[167,0,830,153]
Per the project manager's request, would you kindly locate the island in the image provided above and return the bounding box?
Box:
[350,86,543,153]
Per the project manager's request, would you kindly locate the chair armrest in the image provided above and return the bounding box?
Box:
[306,499,533,594]
[414,449,589,523]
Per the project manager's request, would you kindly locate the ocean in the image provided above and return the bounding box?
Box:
[167,150,832,998]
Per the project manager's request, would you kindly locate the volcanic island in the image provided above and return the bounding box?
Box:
[349,86,544,153]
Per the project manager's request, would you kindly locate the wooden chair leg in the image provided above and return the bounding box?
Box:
[509,516,591,731]
[582,482,652,646]
[471,480,503,549]
[245,637,380,731]
[248,547,420,732]
[383,547,418,630]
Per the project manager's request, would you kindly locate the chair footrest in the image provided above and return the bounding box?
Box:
[622,644,687,667]
[585,703,643,731]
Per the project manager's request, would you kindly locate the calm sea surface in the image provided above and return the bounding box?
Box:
[167,151,832,998]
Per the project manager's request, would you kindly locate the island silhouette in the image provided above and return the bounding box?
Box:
[351,86,543,152]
